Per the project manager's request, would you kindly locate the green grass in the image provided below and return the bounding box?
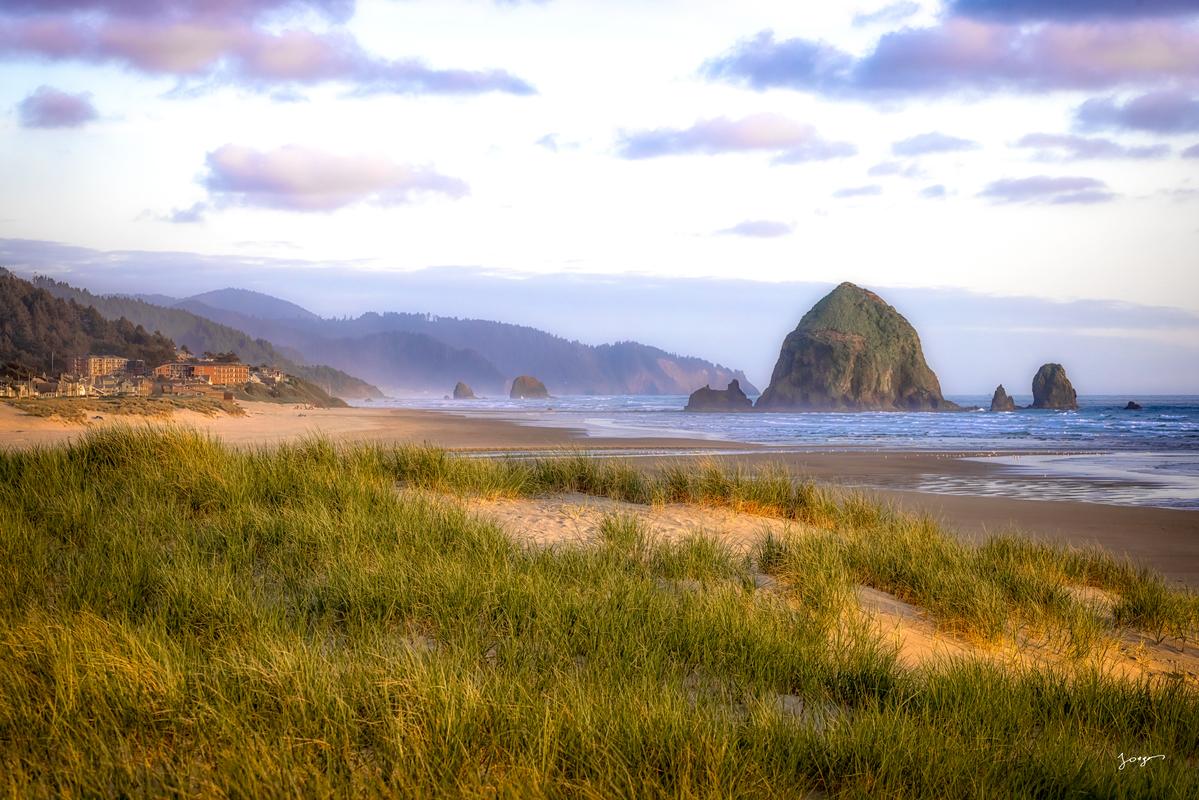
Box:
[0,428,1196,797]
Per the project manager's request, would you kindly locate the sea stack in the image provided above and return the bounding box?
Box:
[990,385,1017,412]
[452,381,476,399]
[1124,401,1142,411]
[684,379,753,412]
[755,282,957,411]
[510,375,549,399]
[1030,363,1078,410]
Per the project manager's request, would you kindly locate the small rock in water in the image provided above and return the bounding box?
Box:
[685,379,754,412]
[1124,400,1142,410]
[510,375,549,399]
[989,384,1017,412]
[1030,363,1078,410]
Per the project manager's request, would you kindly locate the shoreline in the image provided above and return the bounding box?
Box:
[1,399,1146,459]
[0,400,747,453]
[2,400,1195,586]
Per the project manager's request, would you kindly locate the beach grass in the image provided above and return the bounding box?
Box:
[4,395,244,424]
[380,446,1199,648]
[1,427,1196,797]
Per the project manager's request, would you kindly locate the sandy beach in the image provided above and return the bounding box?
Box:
[2,400,1195,586]
[0,400,735,451]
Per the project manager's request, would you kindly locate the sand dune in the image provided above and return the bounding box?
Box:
[461,490,1199,686]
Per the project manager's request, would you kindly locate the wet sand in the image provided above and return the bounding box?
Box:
[2,400,1194,586]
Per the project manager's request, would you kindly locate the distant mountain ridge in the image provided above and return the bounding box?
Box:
[170,289,757,396]
[172,299,505,395]
[180,288,320,322]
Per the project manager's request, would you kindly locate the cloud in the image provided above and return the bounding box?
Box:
[716,220,793,238]
[616,114,855,162]
[978,175,1115,204]
[852,1,921,27]
[833,185,882,198]
[163,202,208,223]
[0,15,536,96]
[1075,91,1199,134]
[0,1,355,22]
[892,132,978,155]
[868,160,924,177]
[949,0,1199,21]
[771,141,859,164]
[1184,143,1199,158]
[1014,132,1170,160]
[703,21,1199,97]
[921,184,947,198]
[200,144,469,211]
[702,33,852,94]
[16,84,97,128]
[535,133,579,152]
[1163,187,1199,201]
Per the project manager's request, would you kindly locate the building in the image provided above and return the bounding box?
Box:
[153,359,249,386]
[0,381,33,399]
[57,377,90,397]
[68,354,129,378]
[158,380,230,399]
[191,362,249,386]
[252,366,286,384]
[31,378,89,397]
[153,362,194,380]
[92,375,152,397]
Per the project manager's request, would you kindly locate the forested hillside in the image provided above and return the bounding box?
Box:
[0,269,175,375]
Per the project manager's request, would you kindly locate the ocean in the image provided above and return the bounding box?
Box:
[368,395,1199,510]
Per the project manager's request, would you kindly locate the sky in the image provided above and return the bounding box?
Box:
[1,0,1198,392]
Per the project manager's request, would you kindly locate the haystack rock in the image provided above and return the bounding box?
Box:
[510,375,549,399]
[452,381,476,399]
[1030,363,1078,410]
[755,282,957,412]
[685,379,754,412]
[990,385,1017,412]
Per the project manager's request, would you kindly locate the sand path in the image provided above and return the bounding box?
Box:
[469,492,794,550]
